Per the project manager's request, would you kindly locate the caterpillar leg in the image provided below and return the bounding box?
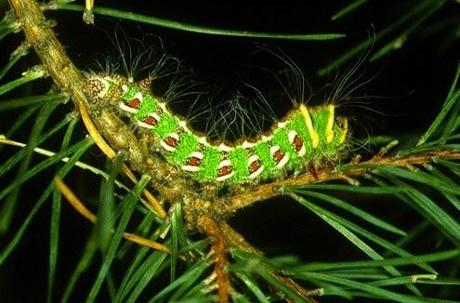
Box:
[308,163,319,179]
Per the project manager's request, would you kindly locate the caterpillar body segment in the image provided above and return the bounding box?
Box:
[86,74,349,185]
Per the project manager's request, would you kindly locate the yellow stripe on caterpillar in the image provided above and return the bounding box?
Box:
[326,104,335,143]
[299,104,319,148]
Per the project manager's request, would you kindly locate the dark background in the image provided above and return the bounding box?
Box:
[0,1,459,302]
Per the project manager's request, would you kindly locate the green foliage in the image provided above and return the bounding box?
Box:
[0,1,459,302]
[319,0,453,75]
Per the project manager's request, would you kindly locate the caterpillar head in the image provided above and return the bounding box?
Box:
[86,74,128,103]
[335,116,348,145]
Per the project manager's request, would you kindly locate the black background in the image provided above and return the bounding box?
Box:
[0,1,459,302]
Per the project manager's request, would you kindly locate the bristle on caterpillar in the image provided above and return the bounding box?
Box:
[86,73,349,185]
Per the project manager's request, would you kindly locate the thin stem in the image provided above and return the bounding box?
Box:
[54,176,171,254]
[50,3,345,41]
[226,149,460,213]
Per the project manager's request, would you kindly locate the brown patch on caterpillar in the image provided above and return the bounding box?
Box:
[217,159,234,181]
[128,98,141,109]
[183,152,204,173]
[249,158,262,174]
[219,165,233,177]
[248,156,264,180]
[270,145,290,169]
[187,156,202,166]
[143,115,158,126]
[288,130,307,157]
[273,149,285,164]
[161,127,191,152]
[293,135,303,153]
[165,135,178,148]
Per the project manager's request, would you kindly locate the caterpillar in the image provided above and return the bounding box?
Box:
[86,73,349,185]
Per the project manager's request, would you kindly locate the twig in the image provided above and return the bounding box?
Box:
[198,216,231,303]
[226,149,460,213]
[218,220,320,303]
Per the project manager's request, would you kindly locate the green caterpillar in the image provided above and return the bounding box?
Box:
[86,74,349,184]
